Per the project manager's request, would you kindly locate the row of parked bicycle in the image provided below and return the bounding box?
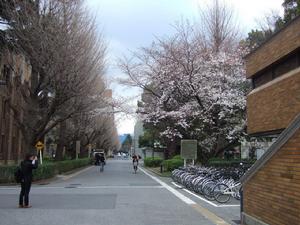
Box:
[171,165,249,203]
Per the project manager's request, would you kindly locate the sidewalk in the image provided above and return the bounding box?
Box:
[142,166,241,225]
[143,166,171,177]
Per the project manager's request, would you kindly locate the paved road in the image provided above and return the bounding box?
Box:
[0,160,220,225]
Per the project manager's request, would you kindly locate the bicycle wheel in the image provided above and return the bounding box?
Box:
[213,183,231,203]
[134,165,137,173]
[202,182,216,201]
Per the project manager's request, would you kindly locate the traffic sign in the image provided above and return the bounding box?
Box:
[35,141,44,151]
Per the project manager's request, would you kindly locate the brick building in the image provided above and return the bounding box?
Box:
[241,16,300,225]
[0,50,32,165]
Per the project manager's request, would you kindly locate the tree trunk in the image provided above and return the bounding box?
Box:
[55,121,67,161]
[165,140,177,159]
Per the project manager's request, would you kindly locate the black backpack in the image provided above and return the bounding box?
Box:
[14,166,23,183]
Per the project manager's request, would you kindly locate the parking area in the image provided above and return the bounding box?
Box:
[168,180,241,225]
[171,181,240,207]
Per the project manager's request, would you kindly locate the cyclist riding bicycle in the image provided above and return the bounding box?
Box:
[132,155,139,174]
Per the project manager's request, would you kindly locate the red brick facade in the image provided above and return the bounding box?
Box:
[243,129,300,225]
[246,17,300,78]
[242,16,300,225]
[247,69,300,135]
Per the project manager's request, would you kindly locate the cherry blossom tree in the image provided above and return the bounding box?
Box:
[119,1,250,160]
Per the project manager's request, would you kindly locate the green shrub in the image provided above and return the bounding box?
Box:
[55,158,91,174]
[162,159,184,171]
[0,158,92,183]
[33,163,57,180]
[144,157,163,167]
[207,158,256,167]
[0,165,17,183]
[172,155,183,160]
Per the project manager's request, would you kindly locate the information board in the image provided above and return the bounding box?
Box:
[181,139,197,159]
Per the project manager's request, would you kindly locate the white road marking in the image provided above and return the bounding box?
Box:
[0,185,164,190]
[141,168,232,225]
[217,205,240,207]
[183,188,219,207]
[139,168,196,205]
[172,182,183,188]
[171,182,240,208]
[139,167,196,205]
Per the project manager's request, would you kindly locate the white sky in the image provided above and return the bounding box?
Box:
[87,0,283,135]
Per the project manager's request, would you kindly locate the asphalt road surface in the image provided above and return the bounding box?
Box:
[0,160,238,225]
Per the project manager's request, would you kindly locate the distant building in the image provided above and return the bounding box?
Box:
[118,133,132,153]
[133,120,144,157]
[118,134,128,145]
[0,50,32,164]
[241,16,300,225]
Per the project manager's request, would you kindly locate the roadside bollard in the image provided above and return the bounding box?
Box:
[160,164,163,173]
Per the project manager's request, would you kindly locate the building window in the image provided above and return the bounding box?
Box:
[273,53,299,78]
[252,48,300,89]
[252,70,273,88]
[0,65,11,85]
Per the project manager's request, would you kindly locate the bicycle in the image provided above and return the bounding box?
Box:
[213,181,241,203]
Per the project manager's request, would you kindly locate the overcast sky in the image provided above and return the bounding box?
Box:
[86,0,283,135]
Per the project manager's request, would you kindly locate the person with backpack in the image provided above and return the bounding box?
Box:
[99,153,105,172]
[95,153,101,166]
[18,153,38,208]
[132,155,139,174]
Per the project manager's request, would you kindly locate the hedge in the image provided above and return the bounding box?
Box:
[207,158,256,167]
[55,158,91,174]
[0,165,17,183]
[162,158,184,171]
[33,163,57,181]
[0,158,91,184]
[172,155,183,160]
[144,157,163,167]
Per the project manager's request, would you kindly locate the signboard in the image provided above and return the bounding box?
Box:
[35,141,44,151]
[181,139,197,159]
[35,141,44,165]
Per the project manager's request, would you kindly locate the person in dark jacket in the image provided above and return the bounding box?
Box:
[19,153,38,208]
[99,153,105,172]
[95,153,100,166]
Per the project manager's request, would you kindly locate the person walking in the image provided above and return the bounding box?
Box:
[99,153,105,172]
[132,155,139,174]
[19,153,38,208]
[95,153,100,166]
